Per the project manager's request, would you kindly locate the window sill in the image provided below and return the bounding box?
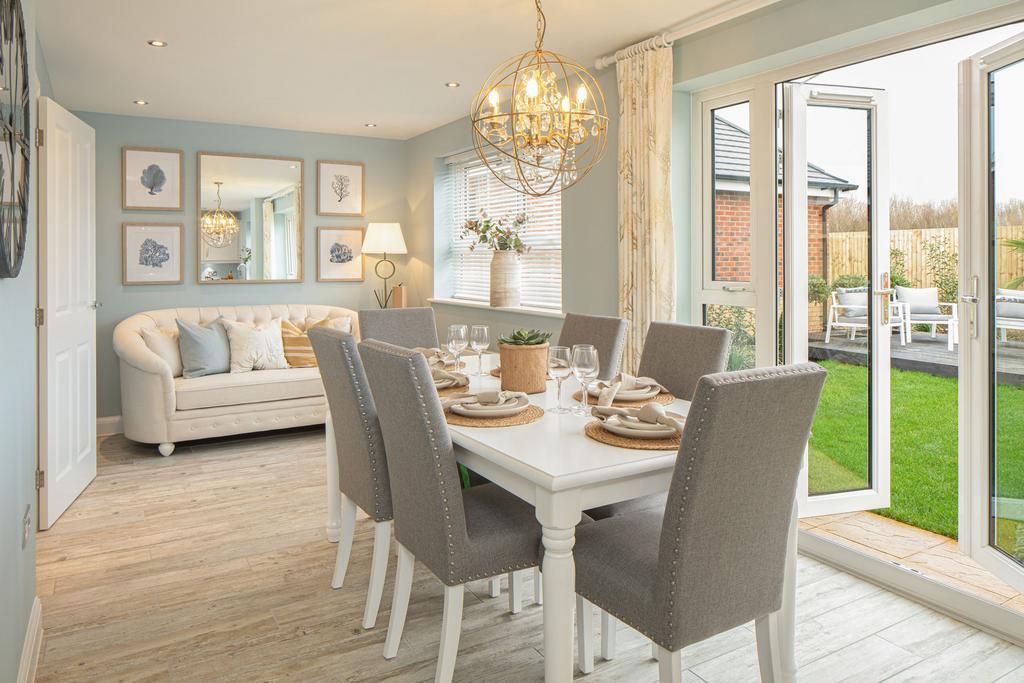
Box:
[427,297,565,320]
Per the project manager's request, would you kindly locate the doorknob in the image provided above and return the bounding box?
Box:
[88,301,102,310]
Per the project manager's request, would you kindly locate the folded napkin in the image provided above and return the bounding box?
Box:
[592,373,667,407]
[414,347,457,368]
[591,402,685,435]
[442,390,528,411]
[431,365,469,388]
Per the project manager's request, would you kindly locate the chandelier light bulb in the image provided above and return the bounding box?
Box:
[488,89,500,113]
[525,77,539,98]
[576,84,587,105]
[561,96,570,112]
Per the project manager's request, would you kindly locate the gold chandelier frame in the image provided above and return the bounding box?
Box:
[200,181,240,248]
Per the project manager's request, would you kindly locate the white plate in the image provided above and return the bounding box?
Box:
[599,415,680,440]
[588,385,661,401]
[450,394,530,418]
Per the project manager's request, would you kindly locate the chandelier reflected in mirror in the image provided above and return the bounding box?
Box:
[470,0,608,197]
[200,181,240,248]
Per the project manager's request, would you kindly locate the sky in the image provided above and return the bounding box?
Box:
[719,23,1024,204]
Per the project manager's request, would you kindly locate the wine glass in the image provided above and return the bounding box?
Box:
[571,345,599,416]
[447,324,468,369]
[548,346,572,414]
[470,325,490,377]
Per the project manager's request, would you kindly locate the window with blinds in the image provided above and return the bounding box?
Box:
[444,153,562,310]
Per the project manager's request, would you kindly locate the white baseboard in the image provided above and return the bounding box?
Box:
[17,597,42,683]
[97,415,123,436]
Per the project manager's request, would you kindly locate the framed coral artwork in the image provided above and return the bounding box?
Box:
[317,160,364,216]
[317,226,364,282]
[123,222,183,285]
[122,146,184,211]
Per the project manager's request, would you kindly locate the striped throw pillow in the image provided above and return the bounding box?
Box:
[281,319,330,368]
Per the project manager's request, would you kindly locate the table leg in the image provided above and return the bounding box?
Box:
[325,415,341,543]
[536,489,582,683]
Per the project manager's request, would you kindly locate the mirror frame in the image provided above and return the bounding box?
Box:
[196,151,305,284]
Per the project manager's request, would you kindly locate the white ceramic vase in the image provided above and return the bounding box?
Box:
[490,250,521,307]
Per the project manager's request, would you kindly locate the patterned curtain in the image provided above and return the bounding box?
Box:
[616,47,675,372]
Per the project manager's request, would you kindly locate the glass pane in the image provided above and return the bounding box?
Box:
[712,101,752,282]
[805,104,873,495]
[703,304,755,370]
[991,60,1024,565]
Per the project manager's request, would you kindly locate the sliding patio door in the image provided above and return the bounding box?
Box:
[783,83,893,517]
[960,33,1024,593]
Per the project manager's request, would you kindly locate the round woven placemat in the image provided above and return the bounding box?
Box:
[445,404,545,428]
[584,420,681,451]
[436,384,471,397]
[572,390,676,407]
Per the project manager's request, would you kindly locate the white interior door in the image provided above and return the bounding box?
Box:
[960,33,1024,593]
[784,83,892,517]
[38,96,96,529]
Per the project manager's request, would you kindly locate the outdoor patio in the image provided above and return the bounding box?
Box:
[809,332,1024,385]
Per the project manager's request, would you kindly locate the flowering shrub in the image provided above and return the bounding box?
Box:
[462,210,530,254]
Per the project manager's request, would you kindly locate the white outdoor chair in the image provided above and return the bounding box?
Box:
[996,288,1024,341]
[824,286,906,345]
[895,285,959,351]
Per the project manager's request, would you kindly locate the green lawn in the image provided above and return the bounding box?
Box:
[810,359,1024,553]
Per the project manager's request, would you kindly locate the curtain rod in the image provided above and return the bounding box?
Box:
[593,0,782,70]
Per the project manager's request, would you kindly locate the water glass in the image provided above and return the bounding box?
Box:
[470,325,490,377]
[571,345,599,416]
[447,324,468,368]
[548,346,572,413]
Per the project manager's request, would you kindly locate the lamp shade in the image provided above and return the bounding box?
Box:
[363,222,407,255]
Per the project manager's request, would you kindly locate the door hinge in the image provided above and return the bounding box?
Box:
[34,307,44,327]
[35,469,44,490]
[35,128,43,148]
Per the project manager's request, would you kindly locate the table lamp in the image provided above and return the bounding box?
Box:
[363,222,407,308]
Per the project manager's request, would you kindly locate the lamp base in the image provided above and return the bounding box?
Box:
[373,254,396,308]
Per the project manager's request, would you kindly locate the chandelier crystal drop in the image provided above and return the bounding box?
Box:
[200,181,240,248]
[470,0,608,197]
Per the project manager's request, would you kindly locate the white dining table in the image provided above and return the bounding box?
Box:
[324,358,799,682]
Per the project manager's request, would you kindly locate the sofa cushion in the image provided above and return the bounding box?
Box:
[222,318,289,373]
[141,327,182,377]
[282,319,330,368]
[174,367,324,411]
[177,319,230,378]
[896,285,941,314]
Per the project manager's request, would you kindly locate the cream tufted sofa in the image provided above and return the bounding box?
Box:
[113,304,358,455]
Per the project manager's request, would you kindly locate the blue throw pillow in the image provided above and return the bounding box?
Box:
[176,319,230,378]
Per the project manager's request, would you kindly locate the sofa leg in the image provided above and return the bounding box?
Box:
[158,443,175,457]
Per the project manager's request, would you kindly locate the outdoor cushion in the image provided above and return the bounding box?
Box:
[907,313,953,321]
[835,287,868,310]
[896,286,941,314]
[174,367,324,411]
[837,315,868,324]
[997,288,1024,320]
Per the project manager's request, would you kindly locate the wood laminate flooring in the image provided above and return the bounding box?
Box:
[35,429,1024,682]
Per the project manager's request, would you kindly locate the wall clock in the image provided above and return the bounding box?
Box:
[0,0,30,279]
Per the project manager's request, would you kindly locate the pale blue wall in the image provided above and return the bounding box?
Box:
[2,1,42,678]
[77,111,408,417]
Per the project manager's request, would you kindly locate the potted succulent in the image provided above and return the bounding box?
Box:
[498,328,552,394]
[461,210,530,307]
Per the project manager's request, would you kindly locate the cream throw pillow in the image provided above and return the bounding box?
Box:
[305,315,352,334]
[141,327,183,377]
[222,318,289,373]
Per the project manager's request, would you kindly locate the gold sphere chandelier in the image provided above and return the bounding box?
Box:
[200,181,240,248]
[470,0,608,197]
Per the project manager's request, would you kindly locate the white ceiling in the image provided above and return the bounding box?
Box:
[37,0,748,140]
[199,154,300,212]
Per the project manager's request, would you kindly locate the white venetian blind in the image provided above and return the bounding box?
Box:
[444,153,562,310]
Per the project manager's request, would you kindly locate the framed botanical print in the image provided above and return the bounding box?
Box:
[317,226,364,282]
[122,146,184,211]
[123,222,183,285]
[317,160,364,216]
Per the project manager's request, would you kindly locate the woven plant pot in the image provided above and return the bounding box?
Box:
[490,250,521,307]
[499,342,548,394]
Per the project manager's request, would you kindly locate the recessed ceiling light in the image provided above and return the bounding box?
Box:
[147,40,168,47]
[289,164,297,169]
[133,100,148,106]
[445,81,461,88]
[364,123,377,128]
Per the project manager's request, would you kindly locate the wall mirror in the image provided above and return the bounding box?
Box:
[197,152,303,283]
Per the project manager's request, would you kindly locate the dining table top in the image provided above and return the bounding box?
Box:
[444,356,689,493]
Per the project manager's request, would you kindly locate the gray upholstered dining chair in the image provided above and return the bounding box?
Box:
[358,306,440,349]
[558,313,629,381]
[308,327,394,630]
[573,364,826,682]
[584,322,731,522]
[358,339,545,683]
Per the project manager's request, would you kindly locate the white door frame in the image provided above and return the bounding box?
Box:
[959,32,1024,593]
[785,83,892,517]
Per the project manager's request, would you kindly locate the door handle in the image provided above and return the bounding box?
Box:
[876,273,892,325]
[962,276,979,338]
[88,301,102,310]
